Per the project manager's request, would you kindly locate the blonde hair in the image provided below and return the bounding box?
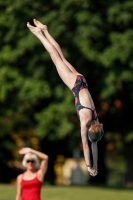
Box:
[88,120,104,142]
[22,153,40,169]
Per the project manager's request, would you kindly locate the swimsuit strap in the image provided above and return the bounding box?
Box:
[81,107,98,120]
[22,173,25,179]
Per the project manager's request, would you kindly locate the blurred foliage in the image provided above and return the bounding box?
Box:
[0,0,133,185]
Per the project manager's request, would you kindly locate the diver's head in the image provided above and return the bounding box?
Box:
[87,120,104,142]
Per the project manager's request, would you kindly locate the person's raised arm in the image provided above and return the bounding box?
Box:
[80,122,98,176]
[19,147,49,179]
[91,142,98,176]
[80,123,92,174]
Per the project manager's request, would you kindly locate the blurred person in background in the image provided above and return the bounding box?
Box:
[16,147,48,200]
[27,19,104,177]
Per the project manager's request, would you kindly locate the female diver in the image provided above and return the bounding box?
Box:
[27,19,104,177]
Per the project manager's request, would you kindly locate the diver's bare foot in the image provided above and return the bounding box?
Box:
[27,22,42,36]
[33,19,47,32]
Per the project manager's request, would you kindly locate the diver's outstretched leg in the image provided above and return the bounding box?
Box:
[33,19,80,75]
[27,22,77,89]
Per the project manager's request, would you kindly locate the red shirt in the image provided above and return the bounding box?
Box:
[21,174,42,200]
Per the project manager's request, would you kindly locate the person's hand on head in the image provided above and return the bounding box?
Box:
[19,147,31,155]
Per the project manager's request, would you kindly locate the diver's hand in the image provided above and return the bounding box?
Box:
[88,167,98,177]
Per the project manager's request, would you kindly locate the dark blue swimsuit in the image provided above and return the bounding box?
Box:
[72,75,97,119]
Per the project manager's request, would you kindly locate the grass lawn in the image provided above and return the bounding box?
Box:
[0,184,133,200]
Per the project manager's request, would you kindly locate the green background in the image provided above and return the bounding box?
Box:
[0,0,133,187]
